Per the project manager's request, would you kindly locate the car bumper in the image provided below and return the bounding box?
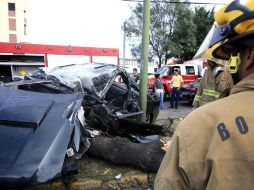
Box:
[180,91,196,101]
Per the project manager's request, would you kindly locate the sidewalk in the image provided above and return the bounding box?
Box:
[157,100,192,120]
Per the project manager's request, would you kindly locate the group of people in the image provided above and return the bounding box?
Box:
[154,69,183,109]
[132,67,183,109]
[134,57,233,111]
[153,57,234,111]
[129,1,254,189]
[155,0,254,189]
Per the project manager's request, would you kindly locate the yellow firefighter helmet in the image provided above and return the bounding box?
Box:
[204,44,224,65]
[209,0,254,60]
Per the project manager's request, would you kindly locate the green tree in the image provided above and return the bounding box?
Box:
[125,1,215,66]
[169,4,197,63]
[126,1,180,67]
[194,7,215,49]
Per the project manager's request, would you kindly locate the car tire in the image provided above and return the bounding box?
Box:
[146,113,154,123]
[188,99,194,105]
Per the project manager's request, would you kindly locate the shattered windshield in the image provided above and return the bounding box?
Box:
[47,63,115,97]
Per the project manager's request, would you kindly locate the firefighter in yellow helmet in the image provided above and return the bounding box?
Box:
[155,0,254,189]
[192,50,234,109]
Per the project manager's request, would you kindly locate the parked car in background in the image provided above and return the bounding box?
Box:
[180,78,201,103]
[148,64,200,99]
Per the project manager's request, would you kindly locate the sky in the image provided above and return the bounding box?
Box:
[27,0,233,59]
[28,0,134,58]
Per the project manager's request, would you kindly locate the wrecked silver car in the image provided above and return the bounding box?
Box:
[16,63,160,135]
[0,64,165,187]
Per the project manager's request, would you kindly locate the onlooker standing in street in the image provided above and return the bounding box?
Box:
[132,68,140,84]
[154,72,164,109]
[170,69,183,109]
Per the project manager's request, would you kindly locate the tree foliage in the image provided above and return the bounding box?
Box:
[169,4,197,63]
[125,1,214,66]
[193,6,214,50]
[126,1,182,67]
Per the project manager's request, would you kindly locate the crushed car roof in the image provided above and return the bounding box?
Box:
[45,63,119,97]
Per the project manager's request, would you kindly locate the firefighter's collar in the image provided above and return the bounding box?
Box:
[213,66,223,76]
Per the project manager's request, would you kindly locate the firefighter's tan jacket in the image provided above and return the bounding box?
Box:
[155,73,254,190]
[192,67,234,108]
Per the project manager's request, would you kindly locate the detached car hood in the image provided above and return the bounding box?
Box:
[0,87,85,186]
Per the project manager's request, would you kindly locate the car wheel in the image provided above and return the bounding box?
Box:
[146,113,152,123]
[146,113,155,123]
[188,99,194,105]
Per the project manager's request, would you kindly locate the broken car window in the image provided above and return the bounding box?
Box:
[47,63,115,97]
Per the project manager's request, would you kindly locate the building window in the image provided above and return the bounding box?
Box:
[9,18,16,31]
[8,3,16,17]
[9,34,17,43]
[24,24,27,35]
[8,3,15,11]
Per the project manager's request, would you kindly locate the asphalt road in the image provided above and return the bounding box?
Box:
[157,100,193,120]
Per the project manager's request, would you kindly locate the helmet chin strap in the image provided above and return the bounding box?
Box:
[229,50,242,84]
[229,52,241,74]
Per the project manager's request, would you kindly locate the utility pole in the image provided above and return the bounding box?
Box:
[122,21,126,67]
[139,0,150,122]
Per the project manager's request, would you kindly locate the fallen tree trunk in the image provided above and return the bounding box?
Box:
[86,136,165,173]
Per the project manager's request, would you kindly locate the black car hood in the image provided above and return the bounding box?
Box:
[0,87,85,186]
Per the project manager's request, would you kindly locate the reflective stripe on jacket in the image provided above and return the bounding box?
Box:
[192,67,234,108]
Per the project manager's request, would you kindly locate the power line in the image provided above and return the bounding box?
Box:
[122,0,226,5]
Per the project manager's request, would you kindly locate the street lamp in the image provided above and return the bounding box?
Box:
[121,21,127,68]
[140,0,150,122]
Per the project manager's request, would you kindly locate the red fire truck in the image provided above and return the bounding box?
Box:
[0,42,119,82]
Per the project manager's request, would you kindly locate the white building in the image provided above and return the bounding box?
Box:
[119,58,158,74]
[0,0,28,43]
